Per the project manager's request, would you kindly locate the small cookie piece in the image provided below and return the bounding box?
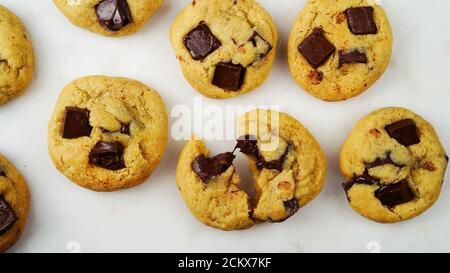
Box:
[48,76,168,191]
[176,110,326,230]
[288,0,392,101]
[0,5,35,105]
[170,0,277,99]
[0,154,30,252]
[53,0,163,37]
[340,107,448,223]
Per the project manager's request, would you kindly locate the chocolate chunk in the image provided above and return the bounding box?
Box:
[283,198,300,219]
[249,32,273,59]
[307,70,323,85]
[95,0,132,32]
[342,172,380,192]
[236,135,290,172]
[120,124,130,135]
[89,141,125,170]
[365,151,405,169]
[298,28,336,68]
[62,107,93,139]
[0,169,5,177]
[184,21,221,61]
[212,62,246,91]
[192,152,236,183]
[375,180,415,207]
[385,119,420,146]
[338,49,368,68]
[0,196,18,235]
[344,6,378,35]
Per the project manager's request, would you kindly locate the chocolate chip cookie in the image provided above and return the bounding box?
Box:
[288,0,392,101]
[170,0,277,99]
[176,110,326,230]
[53,0,163,36]
[48,76,168,192]
[0,5,35,105]
[0,154,30,252]
[340,107,448,223]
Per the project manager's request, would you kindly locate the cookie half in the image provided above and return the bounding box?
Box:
[53,0,163,37]
[288,0,392,101]
[0,154,30,252]
[340,107,448,223]
[176,110,326,230]
[170,0,277,99]
[0,5,35,105]
[48,76,168,191]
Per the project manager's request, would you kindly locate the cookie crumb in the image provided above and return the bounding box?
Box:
[369,128,381,138]
[423,162,436,172]
[335,12,346,24]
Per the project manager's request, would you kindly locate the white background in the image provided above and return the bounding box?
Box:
[0,0,449,253]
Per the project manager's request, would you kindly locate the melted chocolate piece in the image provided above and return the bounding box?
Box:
[283,198,300,219]
[192,152,236,183]
[95,0,132,32]
[365,151,405,169]
[212,62,246,91]
[235,135,290,172]
[120,123,130,135]
[0,169,6,177]
[342,171,380,192]
[249,32,273,59]
[89,141,125,170]
[184,21,221,61]
[298,28,336,68]
[385,119,420,147]
[344,6,378,35]
[338,49,368,68]
[375,180,415,207]
[0,196,18,235]
[62,107,93,139]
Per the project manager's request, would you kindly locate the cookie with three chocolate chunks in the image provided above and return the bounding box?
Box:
[0,154,30,252]
[48,76,168,192]
[340,107,448,223]
[170,0,277,99]
[288,0,392,101]
[53,0,163,36]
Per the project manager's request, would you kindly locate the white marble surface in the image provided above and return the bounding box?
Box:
[0,0,449,253]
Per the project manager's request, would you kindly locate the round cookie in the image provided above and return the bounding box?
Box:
[0,154,30,252]
[288,0,392,101]
[48,76,168,192]
[176,110,326,230]
[53,0,163,37]
[170,0,277,99]
[0,5,35,105]
[340,107,448,223]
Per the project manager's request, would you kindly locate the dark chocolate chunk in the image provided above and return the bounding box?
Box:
[344,6,378,35]
[249,32,273,59]
[0,169,6,177]
[62,107,93,139]
[0,196,18,235]
[283,198,300,219]
[445,155,449,162]
[385,119,420,146]
[192,152,236,183]
[235,135,290,172]
[338,49,368,68]
[342,172,380,192]
[365,151,405,169]
[375,180,415,207]
[89,141,125,170]
[95,0,132,32]
[184,21,221,61]
[120,124,130,135]
[212,62,246,91]
[298,28,336,68]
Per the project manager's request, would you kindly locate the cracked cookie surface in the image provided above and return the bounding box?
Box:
[176,110,326,230]
[0,5,35,105]
[170,0,277,99]
[288,0,392,101]
[340,107,448,223]
[48,76,168,192]
[0,154,30,252]
[53,0,163,37]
